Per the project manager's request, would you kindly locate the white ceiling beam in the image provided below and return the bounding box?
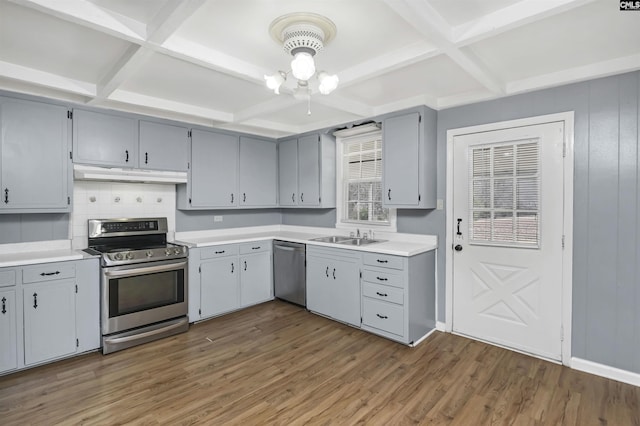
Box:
[506,53,640,95]
[454,0,599,46]
[8,0,146,42]
[383,0,504,95]
[227,119,301,135]
[0,61,96,96]
[374,94,439,116]
[109,90,233,123]
[437,90,497,110]
[337,42,441,88]
[92,0,206,104]
[233,96,301,123]
[310,94,374,118]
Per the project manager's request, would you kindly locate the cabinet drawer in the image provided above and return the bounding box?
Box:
[0,269,17,287]
[362,298,404,337]
[362,283,404,305]
[239,241,271,255]
[362,253,404,270]
[362,269,404,289]
[200,244,238,259]
[22,263,76,284]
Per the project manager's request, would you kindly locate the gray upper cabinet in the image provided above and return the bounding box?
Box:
[0,97,71,213]
[138,121,189,172]
[277,138,298,206]
[277,133,336,208]
[72,109,137,168]
[239,136,277,207]
[382,107,437,209]
[188,129,238,208]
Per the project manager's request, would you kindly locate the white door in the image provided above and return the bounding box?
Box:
[452,121,564,361]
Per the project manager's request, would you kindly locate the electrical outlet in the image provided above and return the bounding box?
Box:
[436,199,444,210]
[214,215,223,222]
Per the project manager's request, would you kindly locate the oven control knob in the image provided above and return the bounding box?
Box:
[146,251,153,258]
[165,249,171,256]
[114,253,123,260]
[126,252,134,260]
[174,248,181,255]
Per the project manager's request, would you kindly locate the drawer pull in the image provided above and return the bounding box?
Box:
[251,246,261,250]
[1,297,6,314]
[376,259,388,264]
[33,293,38,309]
[215,250,225,254]
[376,313,388,319]
[376,276,388,281]
[40,271,60,277]
[376,292,388,297]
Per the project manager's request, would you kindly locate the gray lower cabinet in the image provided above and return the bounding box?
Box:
[72,108,137,168]
[0,288,17,373]
[139,120,189,172]
[0,97,71,213]
[239,136,277,207]
[360,251,435,345]
[277,133,336,208]
[306,246,360,327]
[191,242,273,321]
[382,107,437,209]
[0,258,100,375]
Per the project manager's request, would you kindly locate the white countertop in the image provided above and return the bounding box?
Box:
[0,240,88,268]
[175,225,438,257]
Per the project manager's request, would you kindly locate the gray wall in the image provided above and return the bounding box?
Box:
[280,209,336,228]
[175,209,281,232]
[0,214,69,244]
[435,71,640,373]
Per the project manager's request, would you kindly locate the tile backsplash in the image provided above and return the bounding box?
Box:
[71,181,176,249]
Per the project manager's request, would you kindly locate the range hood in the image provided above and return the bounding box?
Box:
[73,164,187,184]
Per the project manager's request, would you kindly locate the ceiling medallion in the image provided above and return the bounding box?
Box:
[264,13,339,114]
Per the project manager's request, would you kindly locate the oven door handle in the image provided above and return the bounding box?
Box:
[103,317,189,345]
[103,260,187,278]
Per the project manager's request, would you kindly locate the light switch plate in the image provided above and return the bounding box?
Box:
[214,215,223,222]
[436,199,444,210]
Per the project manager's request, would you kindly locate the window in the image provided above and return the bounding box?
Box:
[469,140,540,247]
[335,126,396,230]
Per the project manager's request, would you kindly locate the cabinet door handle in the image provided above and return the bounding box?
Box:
[376,276,388,281]
[33,293,38,309]
[215,250,225,254]
[376,314,388,319]
[40,271,60,276]
[333,268,336,280]
[376,292,388,297]
[231,262,234,274]
[244,261,247,271]
[292,193,295,203]
[231,193,234,204]
[325,266,329,277]
[125,150,129,163]
[145,152,148,164]
[3,188,8,204]
[243,193,246,203]
[376,259,388,264]
[1,297,6,314]
[387,189,391,200]
[300,193,304,203]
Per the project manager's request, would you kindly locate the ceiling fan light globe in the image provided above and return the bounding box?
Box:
[318,72,339,95]
[291,52,316,81]
[264,73,285,94]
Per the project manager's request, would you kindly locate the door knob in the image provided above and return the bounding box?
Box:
[454,244,463,252]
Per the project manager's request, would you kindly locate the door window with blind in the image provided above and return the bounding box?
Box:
[469,140,540,247]
[341,131,392,226]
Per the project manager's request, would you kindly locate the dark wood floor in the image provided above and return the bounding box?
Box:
[1,300,639,425]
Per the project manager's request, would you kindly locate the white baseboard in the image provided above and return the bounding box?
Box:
[571,357,640,387]
[436,321,446,331]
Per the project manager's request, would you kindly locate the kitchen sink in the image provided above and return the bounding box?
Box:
[336,238,387,246]
[309,235,355,243]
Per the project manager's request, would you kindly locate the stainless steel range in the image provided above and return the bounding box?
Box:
[85,217,189,354]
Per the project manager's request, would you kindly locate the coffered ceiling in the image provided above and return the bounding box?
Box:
[1,0,638,137]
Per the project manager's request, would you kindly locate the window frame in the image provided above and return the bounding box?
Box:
[334,127,397,232]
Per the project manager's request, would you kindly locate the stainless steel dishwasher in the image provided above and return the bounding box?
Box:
[273,240,306,307]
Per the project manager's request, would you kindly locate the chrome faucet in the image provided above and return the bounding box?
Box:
[356,229,361,238]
